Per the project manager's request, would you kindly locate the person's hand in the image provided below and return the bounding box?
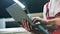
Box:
[32,17,43,25]
[22,19,32,31]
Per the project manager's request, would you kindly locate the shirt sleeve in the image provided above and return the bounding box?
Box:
[55,12,60,18]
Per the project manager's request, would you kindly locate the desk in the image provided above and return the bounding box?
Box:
[0,27,31,34]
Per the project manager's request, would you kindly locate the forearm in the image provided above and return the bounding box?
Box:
[33,17,60,26]
[41,18,60,29]
[39,19,55,25]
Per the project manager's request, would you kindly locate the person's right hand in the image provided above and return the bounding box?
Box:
[22,19,32,31]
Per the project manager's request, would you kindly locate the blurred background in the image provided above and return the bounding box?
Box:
[0,0,49,18]
[0,0,49,34]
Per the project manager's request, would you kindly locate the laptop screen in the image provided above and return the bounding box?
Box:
[6,3,33,25]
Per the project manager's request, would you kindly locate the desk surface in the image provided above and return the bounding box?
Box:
[0,27,28,33]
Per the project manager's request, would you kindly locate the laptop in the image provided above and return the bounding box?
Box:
[6,3,33,25]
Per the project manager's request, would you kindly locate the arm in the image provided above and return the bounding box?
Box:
[33,2,60,28]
